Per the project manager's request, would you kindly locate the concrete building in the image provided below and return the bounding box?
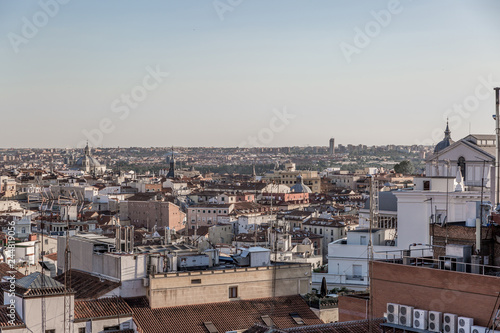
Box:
[1,272,135,332]
[121,199,186,231]
[264,163,321,193]
[301,218,349,259]
[187,203,233,228]
[147,262,312,308]
[329,138,335,155]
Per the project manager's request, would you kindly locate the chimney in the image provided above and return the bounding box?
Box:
[115,226,120,253]
[29,234,37,241]
[130,225,135,253]
[166,227,171,245]
[124,227,129,253]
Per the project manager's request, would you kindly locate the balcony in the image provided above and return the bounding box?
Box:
[345,275,365,281]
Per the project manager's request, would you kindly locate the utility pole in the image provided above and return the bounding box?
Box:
[495,87,500,208]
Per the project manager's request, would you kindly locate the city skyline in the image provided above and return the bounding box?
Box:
[1,0,500,148]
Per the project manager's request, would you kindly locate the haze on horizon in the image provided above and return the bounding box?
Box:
[1,0,500,149]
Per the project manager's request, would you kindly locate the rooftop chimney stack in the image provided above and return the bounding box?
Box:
[130,225,135,253]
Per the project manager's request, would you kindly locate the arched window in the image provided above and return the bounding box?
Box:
[458,156,466,180]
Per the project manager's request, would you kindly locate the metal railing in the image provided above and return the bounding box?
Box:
[380,255,500,277]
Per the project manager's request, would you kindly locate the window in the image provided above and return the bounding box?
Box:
[423,180,430,191]
[290,313,305,325]
[352,264,362,278]
[191,279,202,284]
[104,326,120,331]
[261,315,275,327]
[78,328,86,333]
[458,156,466,180]
[46,330,55,333]
[229,286,238,298]
[204,322,219,333]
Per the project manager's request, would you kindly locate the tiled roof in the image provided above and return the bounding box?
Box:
[126,295,323,333]
[53,269,121,300]
[15,272,63,289]
[244,318,386,333]
[44,252,58,261]
[1,272,68,298]
[74,297,133,321]
[0,305,25,328]
[0,263,24,280]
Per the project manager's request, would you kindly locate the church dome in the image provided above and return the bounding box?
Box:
[73,143,105,174]
[434,121,454,154]
[290,175,312,193]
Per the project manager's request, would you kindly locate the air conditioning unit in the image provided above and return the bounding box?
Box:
[458,317,474,333]
[429,311,443,333]
[413,309,429,330]
[443,313,458,333]
[399,305,414,327]
[387,303,400,324]
[471,326,487,333]
[142,277,149,287]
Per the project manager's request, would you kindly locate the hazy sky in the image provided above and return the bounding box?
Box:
[1,0,500,148]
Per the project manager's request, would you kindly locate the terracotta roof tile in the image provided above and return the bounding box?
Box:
[0,263,24,280]
[126,295,323,333]
[54,269,120,300]
[74,297,133,321]
[244,318,387,333]
[0,305,25,328]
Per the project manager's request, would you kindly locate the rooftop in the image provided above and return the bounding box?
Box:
[126,295,323,333]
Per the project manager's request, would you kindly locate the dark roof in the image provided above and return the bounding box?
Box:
[0,263,24,280]
[363,191,397,212]
[6,272,68,297]
[244,318,386,333]
[54,269,121,300]
[434,122,453,154]
[74,297,133,321]
[126,295,323,333]
[125,192,162,201]
[0,305,25,328]
[15,272,63,289]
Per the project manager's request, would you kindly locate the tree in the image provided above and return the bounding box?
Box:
[320,277,328,298]
[394,160,414,174]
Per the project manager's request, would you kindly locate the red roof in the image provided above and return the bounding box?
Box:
[54,269,121,300]
[74,297,133,321]
[0,263,24,280]
[244,318,386,333]
[0,305,25,328]
[126,295,323,333]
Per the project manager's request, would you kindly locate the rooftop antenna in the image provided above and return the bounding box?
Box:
[40,197,47,333]
[368,175,377,333]
[495,87,500,209]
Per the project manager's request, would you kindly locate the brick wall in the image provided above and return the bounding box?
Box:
[431,223,500,265]
[371,261,499,326]
[338,294,369,322]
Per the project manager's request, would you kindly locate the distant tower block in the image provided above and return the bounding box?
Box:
[329,138,335,155]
